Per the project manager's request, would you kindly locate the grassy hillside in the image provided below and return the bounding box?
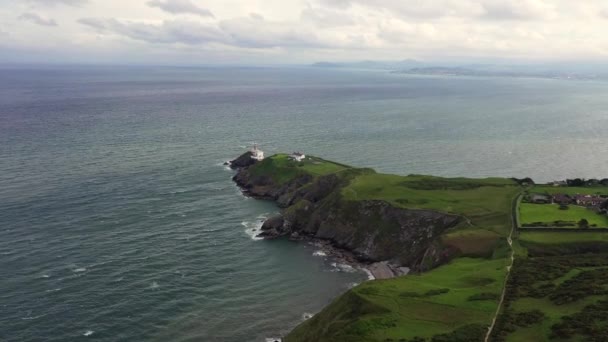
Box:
[244,155,608,341]
[249,154,351,184]
[286,258,508,342]
[342,174,518,235]
[491,253,608,342]
[260,157,522,342]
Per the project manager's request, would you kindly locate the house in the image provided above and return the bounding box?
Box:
[552,194,572,205]
[574,195,604,207]
[250,143,264,161]
[551,180,567,187]
[290,152,306,162]
[531,194,550,204]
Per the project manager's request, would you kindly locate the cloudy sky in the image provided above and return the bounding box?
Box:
[1,0,607,64]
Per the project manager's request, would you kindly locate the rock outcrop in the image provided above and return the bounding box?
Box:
[230,152,461,271]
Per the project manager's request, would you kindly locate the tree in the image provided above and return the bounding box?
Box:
[578,219,589,229]
[567,178,585,187]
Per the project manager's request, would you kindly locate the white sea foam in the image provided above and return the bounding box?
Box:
[73,267,87,273]
[312,250,327,257]
[241,219,265,241]
[302,312,314,320]
[21,314,46,320]
[265,338,282,342]
[46,288,62,293]
[150,281,160,289]
[83,330,94,337]
[362,268,375,280]
[330,262,356,273]
[40,274,50,278]
[347,282,360,289]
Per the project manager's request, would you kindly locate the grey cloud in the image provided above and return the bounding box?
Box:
[78,16,334,49]
[19,12,58,26]
[25,0,88,6]
[147,0,214,18]
[78,17,226,45]
[218,16,332,48]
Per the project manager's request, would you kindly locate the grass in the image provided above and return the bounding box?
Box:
[519,203,608,228]
[532,185,608,196]
[506,295,604,342]
[492,253,608,342]
[249,154,350,184]
[286,258,508,342]
[519,231,608,244]
[342,173,519,236]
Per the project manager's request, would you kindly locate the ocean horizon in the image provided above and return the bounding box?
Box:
[2,65,608,341]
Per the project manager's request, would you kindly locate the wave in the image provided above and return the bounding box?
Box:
[312,250,327,257]
[302,312,314,320]
[73,267,87,273]
[362,268,375,280]
[150,281,160,289]
[330,262,356,273]
[241,215,269,241]
[83,331,94,337]
[265,338,282,342]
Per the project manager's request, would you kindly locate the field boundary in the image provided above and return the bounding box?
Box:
[518,227,608,232]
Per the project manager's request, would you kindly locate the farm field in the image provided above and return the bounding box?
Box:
[519,203,608,228]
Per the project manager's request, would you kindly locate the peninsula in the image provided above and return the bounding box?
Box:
[230,150,608,342]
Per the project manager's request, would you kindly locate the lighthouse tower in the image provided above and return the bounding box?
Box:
[250,143,265,161]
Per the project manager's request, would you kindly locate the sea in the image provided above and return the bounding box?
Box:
[2,65,608,342]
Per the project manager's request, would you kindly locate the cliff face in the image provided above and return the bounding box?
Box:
[230,152,461,270]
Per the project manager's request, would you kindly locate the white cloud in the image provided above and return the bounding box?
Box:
[19,12,58,26]
[147,0,214,18]
[480,0,556,20]
[300,6,356,27]
[25,0,88,6]
[1,0,608,64]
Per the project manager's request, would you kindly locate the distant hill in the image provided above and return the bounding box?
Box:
[311,59,424,70]
[312,60,606,80]
[396,66,601,80]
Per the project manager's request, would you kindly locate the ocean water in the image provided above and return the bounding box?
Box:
[1,66,608,342]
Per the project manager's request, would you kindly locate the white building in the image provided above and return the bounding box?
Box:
[250,143,264,161]
[290,152,305,162]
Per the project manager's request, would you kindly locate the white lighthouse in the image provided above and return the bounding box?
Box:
[250,143,265,161]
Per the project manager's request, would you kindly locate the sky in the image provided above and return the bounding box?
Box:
[1,0,608,65]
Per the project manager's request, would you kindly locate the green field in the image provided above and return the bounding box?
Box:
[342,173,519,235]
[286,258,508,342]
[519,203,608,228]
[532,185,608,196]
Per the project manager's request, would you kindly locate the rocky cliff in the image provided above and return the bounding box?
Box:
[230,152,461,271]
